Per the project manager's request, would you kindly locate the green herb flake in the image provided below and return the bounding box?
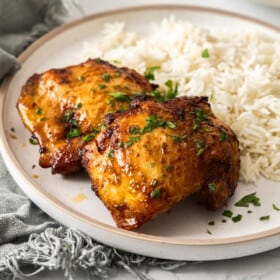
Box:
[35,107,42,115]
[208,221,215,226]
[78,75,85,82]
[197,148,204,156]
[222,219,227,223]
[129,126,141,135]
[150,162,155,168]
[82,128,99,143]
[208,183,215,191]
[144,66,160,80]
[170,135,187,143]
[234,192,261,207]
[67,127,81,138]
[102,73,110,82]
[75,102,83,109]
[40,117,46,122]
[151,189,161,199]
[151,179,159,187]
[63,110,74,122]
[232,214,242,223]
[207,229,212,235]
[98,84,107,89]
[165,80,178,100]
[124,141,133,149]
[219,130,228,141]
[247,210,253,214]
[10,128,15,133]
[273,204,280,211]
[29,137,38,145]
[129,136,140,143]
[166,121,176,129]
[222,209,233,218]
[260,215,270,221]
[100,124,107,132]
[110,92,130,102]
[165,165,173,172]
[107,150,114,159]
[201,49,210,58]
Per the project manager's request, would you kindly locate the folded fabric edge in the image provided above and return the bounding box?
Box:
[0,48,20,81]
[0,226,189,280]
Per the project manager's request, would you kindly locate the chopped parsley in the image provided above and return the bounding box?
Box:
[35,107,42,115]
[201,49,210,58]
[29,136,38,145]
[82,128,99,142]
[234,192,261,207]
[67,127,81,138]
[208,221,215,226]
[144,66,160,80]
[40,117,46,122]
[151,189,161,199]
[100,124,107,131]
[165,165,173,172]
[219,130,228,141]
[165,80,178,100]
[191,108,208,131]
[273,204,280,211]
[208,182,215,191]
[195,140,205,156]
[150,162,155,168]
[222,210,233,218]
[109,92,130,102]
[107,150,114,159]
[78,75,85,82]
[151,179,159,187]
[170,134,187,143]
[10,127,15,133]
[260,215,270,221]
[98,84,107,89]
[166,121,176,129]
[75,102,83,109]
[63,110,74,122]
[232,214,242,223]
[102,73,110,82]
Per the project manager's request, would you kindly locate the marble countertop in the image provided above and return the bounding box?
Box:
[30,0,280,279]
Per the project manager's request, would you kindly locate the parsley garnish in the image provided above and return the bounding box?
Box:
[110,92,131,102]
[102,73,110,82]
[98,84,107,89]
[150,162,155,168]
[67,127,81,138]
[222,210,233,218]
[201,49,210,58]
[107,150,114,159]
[144,66,160,80]
[191,108,208,131]
[165,165,173,171]
[208,183,215,191]
[219,130,227,141]
[29,136,38,145]
[273,204,280,211]
[40,117,46,122]
[75,102,83,109]
[208,221,215,226]
[82,128,99,142]
[232,214,242,223]
[165,80,178,100]
[36,107,42,115]
[260,215,270,221]
[151,189,161,199]
[78,75,85,82]
[235,192,261,207]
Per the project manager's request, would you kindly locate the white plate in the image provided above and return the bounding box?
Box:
[1,5,280,261]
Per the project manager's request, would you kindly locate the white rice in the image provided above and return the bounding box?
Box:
[82,17,280,183]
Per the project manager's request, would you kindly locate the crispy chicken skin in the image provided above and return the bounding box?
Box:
[17,59,155,174]
[82,96,240,230]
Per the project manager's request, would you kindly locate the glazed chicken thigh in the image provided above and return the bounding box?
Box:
[82,96,240,230]
[17,59,155,174]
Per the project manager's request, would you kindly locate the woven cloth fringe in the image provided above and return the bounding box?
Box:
[0,227,190,280]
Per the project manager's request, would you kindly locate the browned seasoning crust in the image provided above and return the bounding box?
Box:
[17,59,155,174]
[82,96,240,230]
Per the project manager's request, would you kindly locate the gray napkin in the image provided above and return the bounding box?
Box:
[0,1,187,279]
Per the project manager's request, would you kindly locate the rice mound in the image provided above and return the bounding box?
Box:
[83,17,280,183]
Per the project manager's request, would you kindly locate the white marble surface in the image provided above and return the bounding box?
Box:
[30,0,280,279]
